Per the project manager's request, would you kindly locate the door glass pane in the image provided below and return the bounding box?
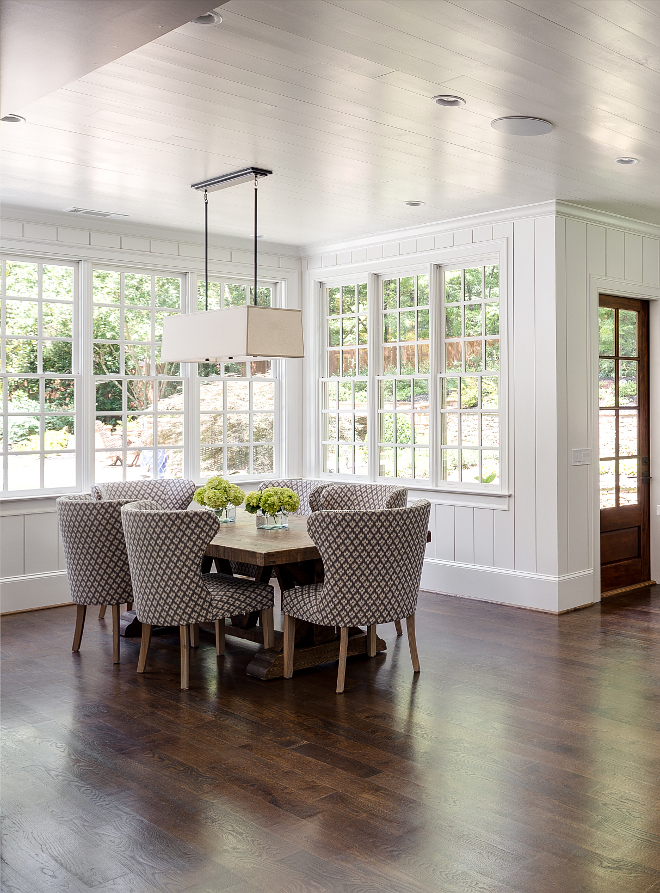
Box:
[598,307,615,355]
[619,458,638,505]
[599,360,615,407]
[618,410,638,457]
[618,361,637,406]
[619,310,637,357]
[599,412,615,458]
[599,459,615,508]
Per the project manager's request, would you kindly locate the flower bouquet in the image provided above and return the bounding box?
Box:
[193,476,245,523]
[244,486,299,529]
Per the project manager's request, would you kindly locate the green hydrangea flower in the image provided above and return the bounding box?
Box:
[244,491,262,514]
[228,483,245,506]
[204,487,229,509]
[259,487,298,517]
[193,486,207,505]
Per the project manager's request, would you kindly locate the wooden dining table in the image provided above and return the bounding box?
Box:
[202,510,387,679]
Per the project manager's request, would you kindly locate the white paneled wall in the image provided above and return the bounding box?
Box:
[302,201,660,613]
[0,499,70,613]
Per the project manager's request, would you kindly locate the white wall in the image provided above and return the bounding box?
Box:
[301,200,660,613]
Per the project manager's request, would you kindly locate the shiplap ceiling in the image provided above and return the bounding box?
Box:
[3,0,660,248]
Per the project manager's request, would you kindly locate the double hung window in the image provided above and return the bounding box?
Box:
[197,278,278,479]
[319,259,503,491]
[321,282,369,476]
[1,259,77,493]
[92,267,183,481]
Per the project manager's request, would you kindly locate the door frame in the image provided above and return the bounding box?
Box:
[589,275,660,605]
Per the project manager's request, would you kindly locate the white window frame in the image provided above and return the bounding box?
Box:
[1,255,81,497]
[312,244,508,496]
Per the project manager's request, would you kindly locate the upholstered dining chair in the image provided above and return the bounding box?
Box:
[93,478,195,619]
[57,494,134,664]
[309,483,409,636]
[282,500,431,693]
[121,501,275,690]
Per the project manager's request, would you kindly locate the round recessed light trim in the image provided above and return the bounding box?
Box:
[491,115,553,136]
[433,95,466,107]
[192,11,222,24]
[616,156,639,165]
[1,114,26,123]
[405,200,425,207]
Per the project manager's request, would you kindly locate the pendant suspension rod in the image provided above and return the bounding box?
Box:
[204,189,209,312]
[253,176,258,306]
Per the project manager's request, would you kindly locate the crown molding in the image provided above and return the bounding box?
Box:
[300,200,660,257]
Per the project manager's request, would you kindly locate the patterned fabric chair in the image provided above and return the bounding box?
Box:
[121,501,275,689]
[57,494,134,664]
[92,479,196,618]
[92,478,196,509]
[309,483,409,636]
[282,500,431,693]
[313,483,408,512]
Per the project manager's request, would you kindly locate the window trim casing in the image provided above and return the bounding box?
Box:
[309,240,509,497]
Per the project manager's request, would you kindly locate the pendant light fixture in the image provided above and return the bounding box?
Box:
[161,167,304,362]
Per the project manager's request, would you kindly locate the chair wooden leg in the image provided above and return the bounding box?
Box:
[394,618,403,637]
[137,623,152,673]
[215,618,225,656]
[406,613,420,673]
[126,600,133,612]
[98,604,107,620]
[261,607,275,650]
[367,624,377,657]
[190,622,199,647]
[111,603,120,664]
[72,605,86,652]
[180,625,190,690]
[283,614,296,678]
[336,627,349,693]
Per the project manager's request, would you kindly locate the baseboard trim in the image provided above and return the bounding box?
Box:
[2,601,74,616]
[425,558,593,583]
[420,589,595,615]
[601,580,656,598]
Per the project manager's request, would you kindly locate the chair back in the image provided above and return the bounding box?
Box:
[258,478,325,516]
[92,478,195,510]
[121,501,220,626]
[307,500,431,626]
[315,483,408,511]
[57,494,133,606]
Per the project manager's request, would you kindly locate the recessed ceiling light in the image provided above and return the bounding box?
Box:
[615,156,639,165]
[405,201,425,207]
[1,114,26,123]
[192,11,222,24]
[491,116,553,136]
[433,95,466,107]
[64,207,128,218]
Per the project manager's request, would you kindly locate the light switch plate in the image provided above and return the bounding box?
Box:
[572,449,591,466]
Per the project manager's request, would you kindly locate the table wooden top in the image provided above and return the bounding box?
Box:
[205,510,319,566]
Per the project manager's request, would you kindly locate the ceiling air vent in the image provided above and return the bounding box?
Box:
[64,207,128,218]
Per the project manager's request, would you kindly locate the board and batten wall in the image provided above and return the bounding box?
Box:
[301,201,660,613]
[0,208,303,614]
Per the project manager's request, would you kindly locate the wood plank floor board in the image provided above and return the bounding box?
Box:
[2,586,659,892]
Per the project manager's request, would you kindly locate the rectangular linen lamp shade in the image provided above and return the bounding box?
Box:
[160,305,304,362]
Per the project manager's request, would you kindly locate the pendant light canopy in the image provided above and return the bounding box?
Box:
[161,166,304,363]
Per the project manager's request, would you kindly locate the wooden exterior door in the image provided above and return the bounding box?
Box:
[598,296,651,593]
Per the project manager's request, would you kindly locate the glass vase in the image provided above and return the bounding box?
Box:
[213,505,236,523]
[256,509,288,530]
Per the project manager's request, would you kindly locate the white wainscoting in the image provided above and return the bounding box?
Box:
[0,498,71,613]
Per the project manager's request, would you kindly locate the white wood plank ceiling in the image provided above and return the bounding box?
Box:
[3,0,660,248]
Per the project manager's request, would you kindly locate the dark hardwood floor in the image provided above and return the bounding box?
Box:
[2,585,660,893]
